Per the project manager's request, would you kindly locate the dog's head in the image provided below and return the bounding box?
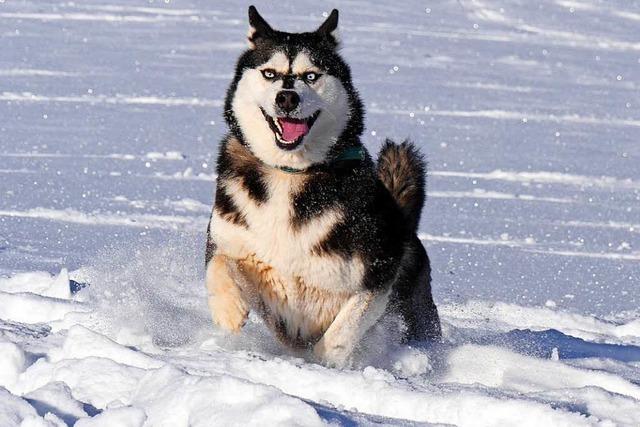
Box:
[224,6,363,170]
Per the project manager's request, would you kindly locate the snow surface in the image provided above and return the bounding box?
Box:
[1,0,639,425]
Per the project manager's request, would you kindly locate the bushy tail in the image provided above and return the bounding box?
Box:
[377,139,426,231]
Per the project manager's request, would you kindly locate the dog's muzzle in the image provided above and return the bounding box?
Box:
[260,108,321,151]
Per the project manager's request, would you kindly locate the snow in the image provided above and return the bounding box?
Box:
[0,388,46,427]
[74,407,146,427]
[0,340,26,392]
[1,0,639,425]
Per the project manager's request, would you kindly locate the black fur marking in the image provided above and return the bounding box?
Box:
[205,210,217,267]
[291,172,341,229]
[307,169,409,291]
[215,137,269,205]
[290,156,368,229]
[214,186,248,227]
[240,168,268,204]
[205,238,217,267]
[281,75,295,89]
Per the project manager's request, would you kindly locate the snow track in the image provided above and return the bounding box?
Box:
[1,0,639,425]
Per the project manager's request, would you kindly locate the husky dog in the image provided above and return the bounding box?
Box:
[205,6,440,366]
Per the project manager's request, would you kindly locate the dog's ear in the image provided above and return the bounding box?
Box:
[247,6,274,49]
[315,9,339,45]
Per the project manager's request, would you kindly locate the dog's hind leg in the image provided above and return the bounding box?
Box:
[394,236,441,341]
[313,290,390,367]
[206,255,249,333]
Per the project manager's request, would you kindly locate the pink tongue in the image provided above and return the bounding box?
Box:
[280,119,309,142]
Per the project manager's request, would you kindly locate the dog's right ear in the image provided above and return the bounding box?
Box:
[247,6,274,49]
[315,9,340,46]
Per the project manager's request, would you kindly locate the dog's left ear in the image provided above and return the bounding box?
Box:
[315,9,339,45]
[247,5,274,49]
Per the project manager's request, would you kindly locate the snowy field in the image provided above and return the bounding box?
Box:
[1,0,640,425]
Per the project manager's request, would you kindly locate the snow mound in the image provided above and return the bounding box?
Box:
[0,262,638,425]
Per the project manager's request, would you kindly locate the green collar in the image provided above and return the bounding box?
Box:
[276,146,366,174]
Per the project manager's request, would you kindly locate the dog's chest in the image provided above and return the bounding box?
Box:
[237,254,351,342]
[214,171,365,294]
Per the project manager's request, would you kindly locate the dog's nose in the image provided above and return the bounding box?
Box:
[275,91,300,113]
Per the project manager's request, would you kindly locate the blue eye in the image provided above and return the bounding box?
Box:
[262,69,276,79]
[303,72,320,83]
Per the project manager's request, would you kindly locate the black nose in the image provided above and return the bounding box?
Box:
[275,91,300,113]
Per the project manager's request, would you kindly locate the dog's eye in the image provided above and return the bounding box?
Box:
[303,72,320,83]
[262,69,276,80]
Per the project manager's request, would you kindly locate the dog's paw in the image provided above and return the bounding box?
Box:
[209,295,249,333]
[313,337,351,368]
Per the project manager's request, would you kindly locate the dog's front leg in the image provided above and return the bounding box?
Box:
[206,254,249,333]
[314,290,389,367]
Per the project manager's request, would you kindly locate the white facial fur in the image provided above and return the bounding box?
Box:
[231,50,350,169]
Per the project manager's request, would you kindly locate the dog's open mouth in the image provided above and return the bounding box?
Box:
[261,109,321,151]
